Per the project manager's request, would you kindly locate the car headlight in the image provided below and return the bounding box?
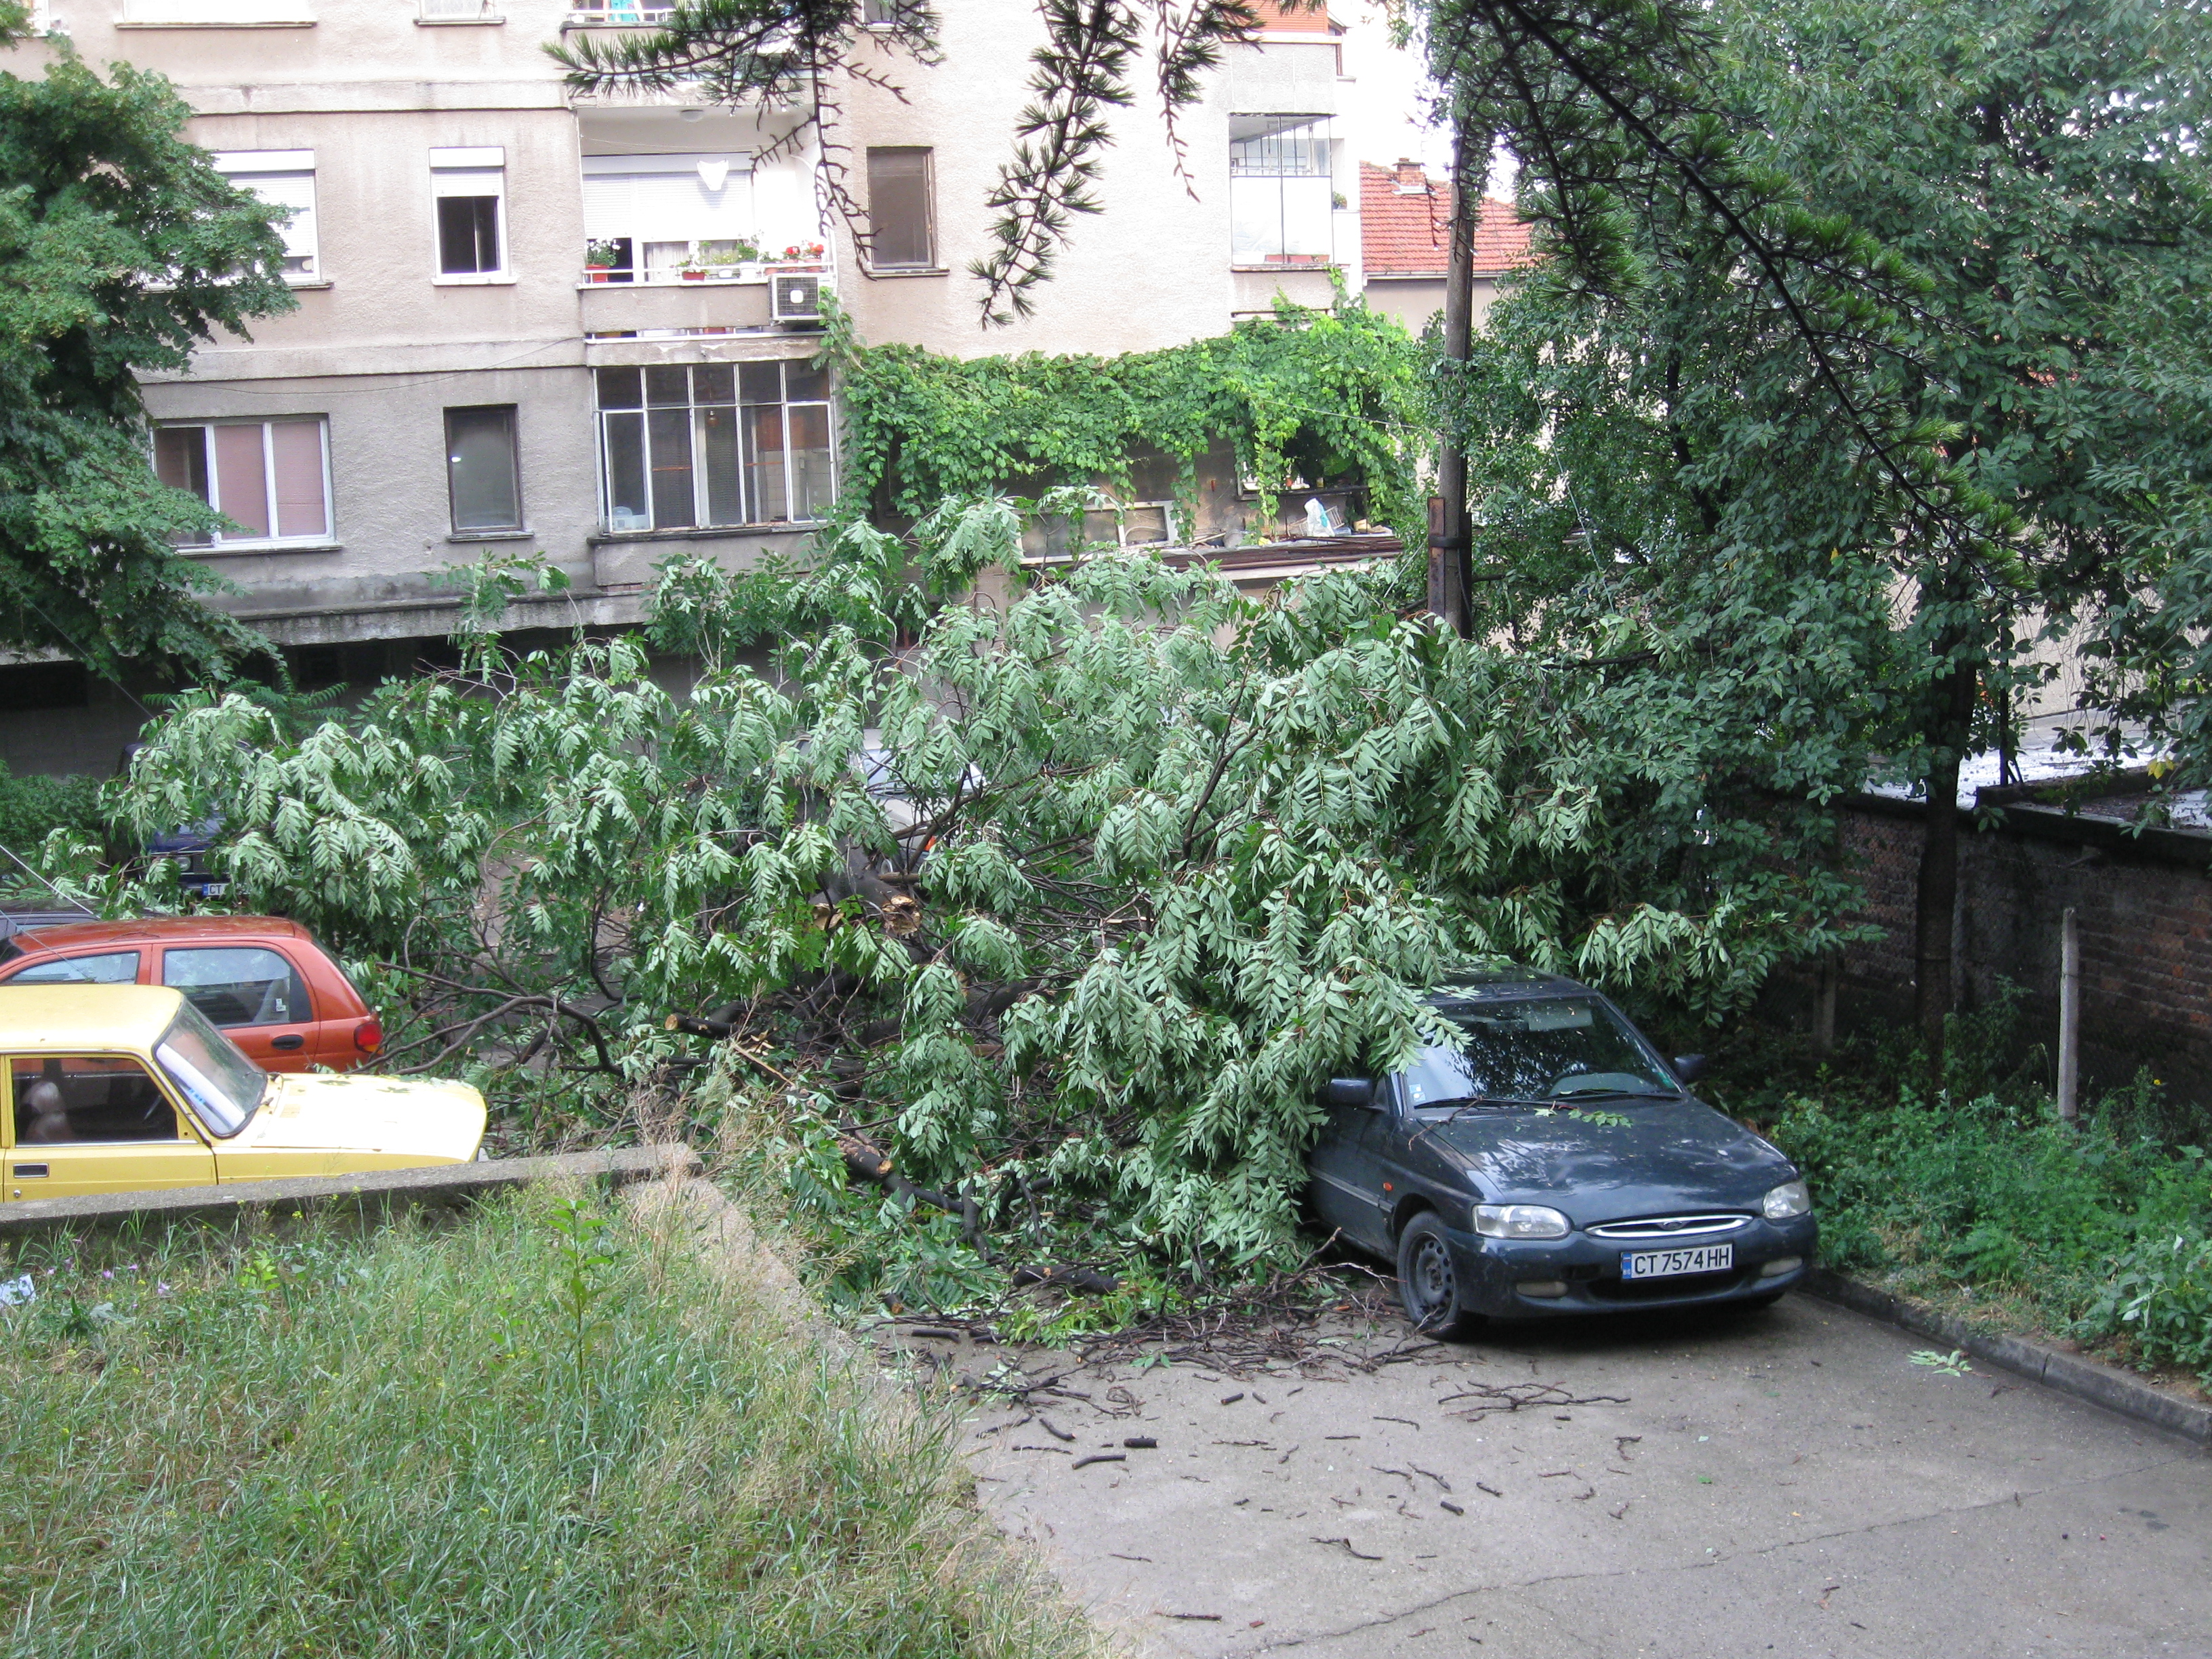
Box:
[1473,1203,1572,1240]
[1763,1180,1812,1220]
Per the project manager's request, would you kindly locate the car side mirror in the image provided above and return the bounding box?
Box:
[1322,1078,1377,1110]
[1672,1054,1708,1085]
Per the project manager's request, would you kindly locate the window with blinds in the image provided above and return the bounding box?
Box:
[212,150,319,281]
[152,419,332,549]
[581,154,756,280]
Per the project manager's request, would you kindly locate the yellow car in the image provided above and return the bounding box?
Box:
[2,984,485,1201]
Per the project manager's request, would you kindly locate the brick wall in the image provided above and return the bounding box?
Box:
[1824,798,2212,1102]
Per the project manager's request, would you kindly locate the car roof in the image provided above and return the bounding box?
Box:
[1427,969,1596,1003]
[0,983,186,1049]
[6,915,310,956]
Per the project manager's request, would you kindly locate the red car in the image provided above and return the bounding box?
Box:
[0,916,382,1073]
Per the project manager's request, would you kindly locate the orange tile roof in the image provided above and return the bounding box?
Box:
[1247,0,1341,37]
[1359,161,1532,278]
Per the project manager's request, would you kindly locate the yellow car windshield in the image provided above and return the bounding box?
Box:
[155,1001,267,1137]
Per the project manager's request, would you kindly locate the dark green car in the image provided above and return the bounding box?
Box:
[1308,970,1817,1336]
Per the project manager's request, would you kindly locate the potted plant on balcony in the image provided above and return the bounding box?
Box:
[768,240,828,272]
[585,239,624,283]
[701,237,762,281]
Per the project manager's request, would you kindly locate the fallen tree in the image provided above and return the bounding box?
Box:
[91,505,1868,1284]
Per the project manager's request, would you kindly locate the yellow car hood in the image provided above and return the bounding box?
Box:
[234,1071,486,1163]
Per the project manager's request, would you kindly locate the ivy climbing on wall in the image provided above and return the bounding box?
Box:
[823,295,1432,550]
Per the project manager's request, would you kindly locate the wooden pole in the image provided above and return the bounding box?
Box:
[1814,958,1837,1057]
[2057,906,2080,1122]
[1429,117,1485,638]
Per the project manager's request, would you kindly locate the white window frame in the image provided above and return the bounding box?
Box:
[211,150,319,283]
[594,363,835,535]
[563,2,674,23]
[430,146,510,285]
[152,418,335,551]
[1228,113,1336,271]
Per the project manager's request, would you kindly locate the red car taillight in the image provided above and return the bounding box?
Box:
[354,1016,383,1054]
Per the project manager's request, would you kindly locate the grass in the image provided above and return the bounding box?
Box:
[1698,991,2212,1391]
[0,1186,1105,1659]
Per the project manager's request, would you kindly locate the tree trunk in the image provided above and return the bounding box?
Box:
[1914,660,1979,1050]
[1430,118,1487,638]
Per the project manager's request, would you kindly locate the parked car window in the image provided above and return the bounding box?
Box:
[10,1055,180,1144]
[154,1003,266,1138]
[1403,997,1679,1106]
[7,951,140,985]
[163,947,309,1026]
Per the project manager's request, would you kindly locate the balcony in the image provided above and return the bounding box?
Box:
[563,1,674,22]
[577,276,777,335]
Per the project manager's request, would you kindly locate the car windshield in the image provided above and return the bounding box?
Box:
[154,998,267,1137]
[1401,997,1680,1109]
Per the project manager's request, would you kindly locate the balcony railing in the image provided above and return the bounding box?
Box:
[582,239,830,287]
[565,1,675,22]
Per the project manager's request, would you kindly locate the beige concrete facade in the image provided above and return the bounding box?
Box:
[1,1,1376,769]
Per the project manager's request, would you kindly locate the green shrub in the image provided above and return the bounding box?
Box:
[2078,1229,2212,1384]
[0,763,103,858]
[1768,1084,2212,1369]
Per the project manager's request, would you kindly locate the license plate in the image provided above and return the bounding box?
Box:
[1622,1244,1734,1279]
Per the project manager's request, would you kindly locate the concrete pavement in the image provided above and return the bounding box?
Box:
[941,1294,2209,1658]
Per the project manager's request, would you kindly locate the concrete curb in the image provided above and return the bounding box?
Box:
[1803,1266,2212,1448]
[0,1145,697,1237]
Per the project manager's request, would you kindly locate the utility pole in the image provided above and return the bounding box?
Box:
[1429,115,1485,638]
[2057,907,2080,1122]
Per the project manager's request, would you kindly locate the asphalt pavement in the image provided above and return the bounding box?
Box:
[942,1294,2210,1658]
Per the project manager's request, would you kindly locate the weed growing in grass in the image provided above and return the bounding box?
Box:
[0,1192,1102,1659]
[546,1191,619,1395]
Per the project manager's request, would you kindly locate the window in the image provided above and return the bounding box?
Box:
[12,1056,180,1145]
[152,419,331,548]
[432,146,506,279]
[154,1002,266,1137]
[579,153,757,284]
[865,148,935,269]
[9,952,140,985]
[120,0,314,20]
[445,405,523,532]
[1229,115,1334,268]
[596,361,833,533]
[212,150,319,281]
[163,947,310,1028]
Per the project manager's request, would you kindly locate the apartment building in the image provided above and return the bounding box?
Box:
[1,0,1365,771]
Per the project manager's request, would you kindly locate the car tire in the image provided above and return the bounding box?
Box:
[1395,1212,1484,1340]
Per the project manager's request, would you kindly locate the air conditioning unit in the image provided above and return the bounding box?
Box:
[771,272,824,325]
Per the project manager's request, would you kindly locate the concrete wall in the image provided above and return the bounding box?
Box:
[836,24,1355,355]
[1361,274,1504,335]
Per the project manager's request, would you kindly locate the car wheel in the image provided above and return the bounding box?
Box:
[1395,1212,1484,1340]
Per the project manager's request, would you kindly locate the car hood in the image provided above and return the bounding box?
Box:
[230,1071,486,1162]
[1414,1096,1796,1222]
